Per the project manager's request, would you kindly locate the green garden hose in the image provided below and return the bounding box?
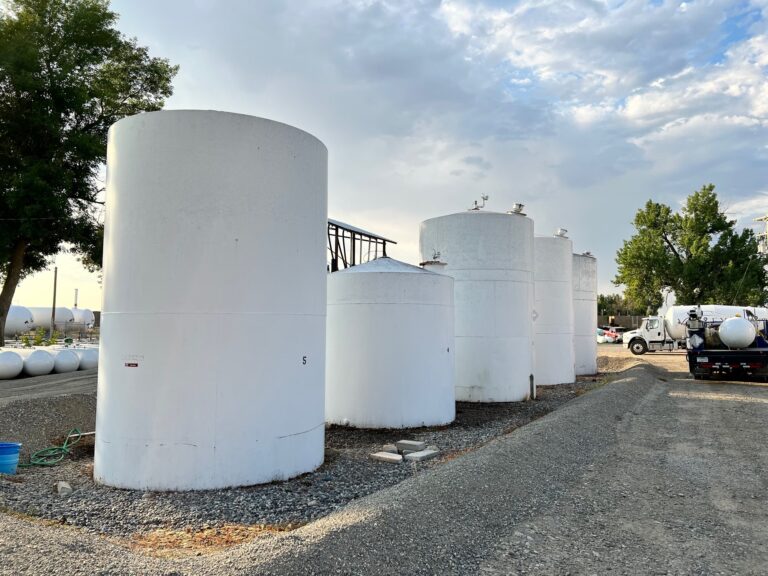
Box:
[18,428,82,467]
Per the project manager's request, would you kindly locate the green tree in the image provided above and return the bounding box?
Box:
[597,293,644,316]
[0,0,177,344]
[614,184,767,312]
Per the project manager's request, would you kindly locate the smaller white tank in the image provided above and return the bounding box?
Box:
[4,306,34,336]
[73,347,99,370]
[71,308,96,328]
[27,307,75,331]
[17,349,55,376]
[50,348,81,373]
[0,350,24,379]
[718,317,756,349]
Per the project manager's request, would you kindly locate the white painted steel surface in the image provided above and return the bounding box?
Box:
[96,110,328,490]
[326,258,455,428]
[420,211,534,402]
[718,316,757,348]
[573,254,597,376]
[27,307,75,330]
[50,348,81,373]
[4,306,33,336]
[0,350,24,379]
[534,236,575,385]
[73,347,99,370]
[71,308,96,328]
[18,349,55,376]
[663,305,768,340]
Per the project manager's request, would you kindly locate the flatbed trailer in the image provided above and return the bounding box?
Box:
[687,348,768,380]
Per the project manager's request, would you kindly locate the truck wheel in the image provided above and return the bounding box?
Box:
[629,339,648,355]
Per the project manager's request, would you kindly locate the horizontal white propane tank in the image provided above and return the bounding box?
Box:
[17,349,55,376]
[50,348,81,373]
[73,347,99,370]
[0,350,24,379]
[718,316,757,349]
[71,308,96,328]
[26,307,75,330]
[4,306,33,336]
[663,305,768,340]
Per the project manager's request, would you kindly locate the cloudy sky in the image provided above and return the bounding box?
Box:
[15,0,768,309]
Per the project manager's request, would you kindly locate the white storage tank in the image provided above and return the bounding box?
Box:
[50,348,81,373]
[71,307,96,328]
[27,307,75,331]
[534,232,575,385]
[0,350,24,379]
[95,110,328,491]
[420,209,534,402]
[4,306,33,337]
[73,347,99,370]
[326,257,455,428]
[573,253,597,376]
[17,349,55,376]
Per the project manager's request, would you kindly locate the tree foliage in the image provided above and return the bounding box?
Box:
[0,0,177,342]
[614,184,767,312]
[597,293,645,316]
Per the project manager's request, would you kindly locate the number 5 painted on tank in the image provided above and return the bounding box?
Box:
[302,356,307,365]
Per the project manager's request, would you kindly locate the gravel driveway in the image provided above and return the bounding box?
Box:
[2,359,767,574]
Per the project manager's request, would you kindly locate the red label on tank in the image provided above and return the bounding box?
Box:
[124,362,139,367]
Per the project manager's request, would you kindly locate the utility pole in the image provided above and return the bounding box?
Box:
[50,266,58,339]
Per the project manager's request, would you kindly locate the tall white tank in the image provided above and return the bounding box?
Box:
[27,307,75,331]
[0,350,24,379]
[534,233,575,385]
[572,253,597,376]
[95,110,328,491]
[4,305,33,336]
[663,305,768,340]
[326,257,455,428]
[419,210,534,402]
[71,307,96,328]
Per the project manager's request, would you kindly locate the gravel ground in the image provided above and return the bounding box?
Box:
[0,379,602,539]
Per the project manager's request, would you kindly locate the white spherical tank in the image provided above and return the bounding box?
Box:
[663,305,768,340]
[4,306,33,336]
[0,350,24,379]
[718,316,757,349]
[326,257,455,428]
[95,110,328,491]
[74,347,99,370]
[572,253,597,376]
[18,349,55,376]
[534,235,575,385]
[71,308,96,328]
[419,211,534,402]
[51,348,81,373]
[27,307,75,331]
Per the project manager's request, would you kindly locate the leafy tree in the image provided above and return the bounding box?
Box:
[614,184,767,312]
[0,0,177,344]
[597,293,644,316]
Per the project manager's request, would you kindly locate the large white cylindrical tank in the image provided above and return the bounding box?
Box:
[0,350,24,379]
[27,307,75,331]
[4,306,33,336]
[326,257,455,428]
[420,211,534,402]
[50,348,81,373]
[17,349,55,376]
[73,347,99,370]
[534,234,575,385]
[718,316,757,349]
[663,305,768,340]
[572,253,597,376]
[71,308,96,328]
[95,110,328,491]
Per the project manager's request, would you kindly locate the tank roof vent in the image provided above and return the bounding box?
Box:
[554,228,568,238]
[507,203,525,215]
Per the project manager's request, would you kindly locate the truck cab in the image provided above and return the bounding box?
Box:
[623,316,683,355]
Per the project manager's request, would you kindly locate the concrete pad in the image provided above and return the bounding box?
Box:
[370,452,403,463]
[404,449,439,462]
[395,440,426,452]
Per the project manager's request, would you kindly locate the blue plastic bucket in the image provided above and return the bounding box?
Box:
[0,442,22,475]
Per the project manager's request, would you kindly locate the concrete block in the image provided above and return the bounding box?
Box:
[382,444,398,454]
[370,451,403,463]
[404,449,439,462]
[395,440,426,452]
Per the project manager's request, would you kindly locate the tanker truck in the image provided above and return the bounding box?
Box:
[623,305,768,355]
[686,308,768,380]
